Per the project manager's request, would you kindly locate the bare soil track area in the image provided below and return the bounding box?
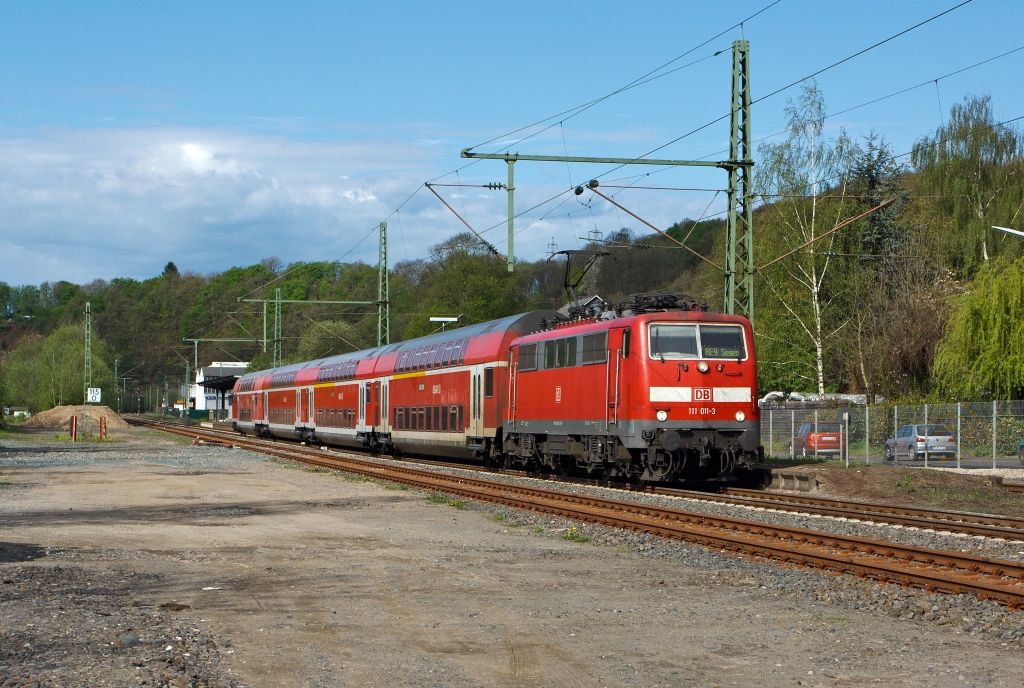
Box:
[3,430,1024,686]
[777,463,1024,517]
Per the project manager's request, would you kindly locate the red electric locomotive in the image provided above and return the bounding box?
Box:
[231,293,761,483]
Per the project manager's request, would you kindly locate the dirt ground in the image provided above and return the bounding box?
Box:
[3,431,1024,687]
[771,462,1024,517]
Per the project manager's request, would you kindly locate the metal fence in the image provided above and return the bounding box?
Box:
[760,401,1024,468]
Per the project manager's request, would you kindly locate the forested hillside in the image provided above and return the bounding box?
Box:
[2,91,1023,413]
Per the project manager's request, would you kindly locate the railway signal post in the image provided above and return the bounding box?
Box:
[461,40,754,321]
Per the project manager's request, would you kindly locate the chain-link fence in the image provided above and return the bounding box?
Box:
[760,401,1024,468]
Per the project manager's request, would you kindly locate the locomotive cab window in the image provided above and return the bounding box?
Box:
[699,325,746,360]
[649,324,698,359]
[647,323,746,361]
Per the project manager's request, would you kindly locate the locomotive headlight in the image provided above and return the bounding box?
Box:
[697,361,710,373]
[735,411,746,421]
[656,410,668,422]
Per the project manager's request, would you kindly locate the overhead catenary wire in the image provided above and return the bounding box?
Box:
[587,1,976,182]
[466,0,784,152]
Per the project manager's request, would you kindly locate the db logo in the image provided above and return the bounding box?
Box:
[694,388,712,401]
[555,386,562,403]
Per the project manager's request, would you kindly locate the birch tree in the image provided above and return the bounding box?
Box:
[756,83,854,395]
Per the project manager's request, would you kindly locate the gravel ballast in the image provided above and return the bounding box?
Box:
[5,428,1024,685]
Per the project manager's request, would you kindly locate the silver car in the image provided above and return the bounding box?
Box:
[884,424,956,461]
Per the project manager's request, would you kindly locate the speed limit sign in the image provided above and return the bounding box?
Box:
[87,388,102,403]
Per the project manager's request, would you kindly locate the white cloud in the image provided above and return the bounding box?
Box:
[0,125,729,286]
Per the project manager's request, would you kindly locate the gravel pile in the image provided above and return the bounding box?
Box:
[22,405,129,430]
[0,556,239,688]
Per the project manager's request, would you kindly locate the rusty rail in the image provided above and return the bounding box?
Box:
[129,417,1024,608]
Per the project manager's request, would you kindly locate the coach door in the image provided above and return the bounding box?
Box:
[303,388,311,424]
[606,328,630,428]
[261,392,268,422]
[373,381,381,428]
[469,365,484,438]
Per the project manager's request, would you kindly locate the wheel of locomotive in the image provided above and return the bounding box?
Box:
[556,455,572,477]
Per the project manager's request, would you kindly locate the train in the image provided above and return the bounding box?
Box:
[231,293,761,483]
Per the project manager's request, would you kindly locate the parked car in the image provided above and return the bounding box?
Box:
[884,424,956,461]
[795,421,843,457]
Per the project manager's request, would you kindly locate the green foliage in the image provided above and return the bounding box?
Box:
[289,320,364,364]
[912,94,1024,276]
[933,256,1024,399]
[2,325,114,411]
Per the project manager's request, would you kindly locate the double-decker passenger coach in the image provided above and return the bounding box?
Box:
[231,293,761,483]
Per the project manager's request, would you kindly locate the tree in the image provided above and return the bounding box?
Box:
[163,262,179,277]
[932,256,1024,400]
[755,83,854,395]
[912,94,1024,275]
[290,320,364,363]
[2,325,114,411]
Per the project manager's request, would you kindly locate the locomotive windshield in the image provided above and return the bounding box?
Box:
[647,323,746,360]
[649,324,698,359]
[699,325,746,359]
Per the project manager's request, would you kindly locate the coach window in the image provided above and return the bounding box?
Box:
[582,332,608,364]
[440,342,454,367]
[457,404,464,432]
[427,344,440,369]
[484,367,494,398]
[518,343,538,371]
[397,351,408,373]
[426,406,433,431]
[459,338,470,365]
[450,341,463,367]
[544,340,556,369]
[441,404,449,432]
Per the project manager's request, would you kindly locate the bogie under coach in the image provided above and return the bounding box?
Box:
[232,294,761,482]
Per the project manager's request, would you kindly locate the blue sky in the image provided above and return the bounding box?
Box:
[1,0,1021,285]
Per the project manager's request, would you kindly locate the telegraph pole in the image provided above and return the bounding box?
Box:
[725,40,754,322]
[378,221,390,346]
[460,41,754,321]
[84,302,92,405]
[273,288,282,367]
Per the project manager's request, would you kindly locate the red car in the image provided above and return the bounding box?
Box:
[795,421,842,457]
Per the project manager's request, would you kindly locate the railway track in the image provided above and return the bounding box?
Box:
[132,417,1024,542]
[129,416,1024,608]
